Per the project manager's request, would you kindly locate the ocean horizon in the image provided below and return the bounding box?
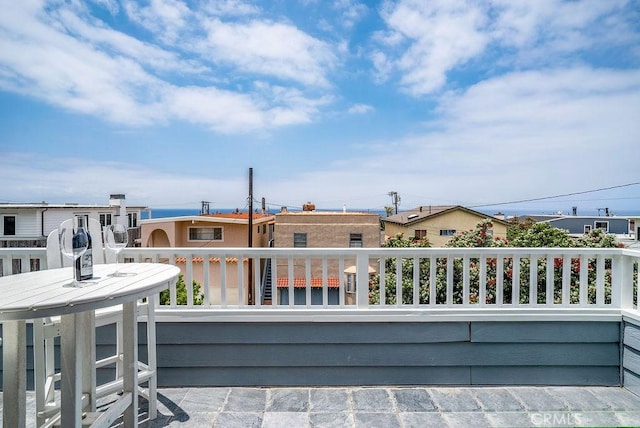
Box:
[142,207,640,220]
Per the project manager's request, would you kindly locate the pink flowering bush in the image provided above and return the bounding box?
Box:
[369,219,628,306]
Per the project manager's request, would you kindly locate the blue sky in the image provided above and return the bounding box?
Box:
[1,0,639,215]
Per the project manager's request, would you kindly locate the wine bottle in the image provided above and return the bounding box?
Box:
[75,217,93,281]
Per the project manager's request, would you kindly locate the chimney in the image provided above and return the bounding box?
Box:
[572,206,577,216]
[109,194,127,223]
[109,193,125,207]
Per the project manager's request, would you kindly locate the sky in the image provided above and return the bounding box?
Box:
[1,0,639,216]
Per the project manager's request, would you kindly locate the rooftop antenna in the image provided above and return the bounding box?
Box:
[388,191,400,214]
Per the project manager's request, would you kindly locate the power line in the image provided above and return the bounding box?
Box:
[469,182,640,209]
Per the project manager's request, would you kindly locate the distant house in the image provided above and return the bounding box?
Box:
[140,211,275,305]
[0,194,146,273]
[381,205,509,247]
[273,205,381,305]
[631,217,639,242]
[525,214,630,237]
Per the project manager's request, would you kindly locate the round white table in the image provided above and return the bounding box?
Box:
[0,263,180,428]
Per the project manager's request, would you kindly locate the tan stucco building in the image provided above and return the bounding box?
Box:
[140,212,274,304]
[382,205,509,247]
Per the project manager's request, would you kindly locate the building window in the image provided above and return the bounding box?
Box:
[439,229,456,236]
[293,232,307,247]
[414,230,427,239]
[584,225,592,233]
[3,216,16,236]
[99,213,112,227]
[349,233,363,247]
[128,213,138,228]
[189,227,223,241]
[594,221,609,232]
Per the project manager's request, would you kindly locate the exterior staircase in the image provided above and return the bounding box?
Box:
[261,257,273,305]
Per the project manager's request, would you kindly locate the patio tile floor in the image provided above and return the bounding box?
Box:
[4,385,640,427]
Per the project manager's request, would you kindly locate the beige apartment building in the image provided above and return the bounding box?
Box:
[382,205,509,247]
[273,207,381,305]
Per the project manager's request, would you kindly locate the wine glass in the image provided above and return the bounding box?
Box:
[105,223,131,276]
[59,217,89,287]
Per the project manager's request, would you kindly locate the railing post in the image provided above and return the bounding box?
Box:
[356,252,369,309]
[614,254,634,310]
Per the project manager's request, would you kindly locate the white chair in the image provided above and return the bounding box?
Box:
[33,218,157,427]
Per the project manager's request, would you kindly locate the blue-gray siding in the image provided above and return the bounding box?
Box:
[548,217,628,234]
[0,321,622,389]
[623,319,640,396]
[278,288,340,305]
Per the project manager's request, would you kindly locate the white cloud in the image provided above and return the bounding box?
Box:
[333,0,368,29]
[123,0,191,44]
[201,0,261,18]
[89,0,120,16]
[348,103,373,114]
[0,152,247,207]
[264,67,640,209]
[374,0,639,96]
[0,2,335,133]
[199,18,336,87]
[54,6,205,75]
[489,0,638,66]
[376,0,490,95]
[2,64,638,210]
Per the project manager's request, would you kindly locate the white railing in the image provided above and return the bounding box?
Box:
[2,247,638,321]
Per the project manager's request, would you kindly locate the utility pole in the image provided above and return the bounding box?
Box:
[388,191,400,214]
[248,168,254,305]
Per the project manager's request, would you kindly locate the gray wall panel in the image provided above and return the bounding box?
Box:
[624,370,640,397]
[624,346,640,374]
[155,322,470,344]
[472,366,620,386]
[623,321,640,396]
[624,324,640,350]
[157,366,472,387]
[472,322,619,343]
[156,342,618,368]
[0,320,623,390]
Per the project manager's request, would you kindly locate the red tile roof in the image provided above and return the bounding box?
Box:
[276,277,341,288]
[175,257,246,264]
[200,212,272,220]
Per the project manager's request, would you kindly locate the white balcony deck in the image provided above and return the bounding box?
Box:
[1,246,640,426]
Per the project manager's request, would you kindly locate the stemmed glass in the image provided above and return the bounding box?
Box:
[59,217,89,287]
[105,223,132,276]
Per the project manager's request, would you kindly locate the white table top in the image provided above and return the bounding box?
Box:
[0,263,180,320]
